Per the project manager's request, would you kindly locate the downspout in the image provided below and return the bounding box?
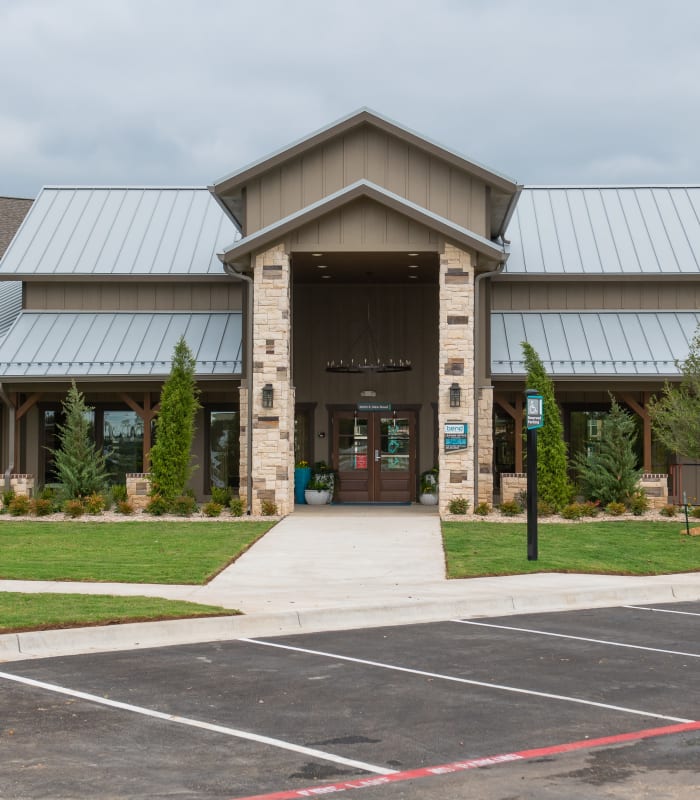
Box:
[0,383,15,492]
[473,257,506,509]
[224,262,254,516]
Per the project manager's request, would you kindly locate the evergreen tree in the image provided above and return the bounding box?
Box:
[574,396,642,506]
[521,341,573,510]
[52,381,109,498]
[149,337,201,502]
[648,326,700,458]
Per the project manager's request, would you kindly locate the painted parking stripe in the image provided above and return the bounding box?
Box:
[230,719,700,800]
[453,619,700,659]
[624,605,700,618]
[240,638,693,724]
[0,670,394,776]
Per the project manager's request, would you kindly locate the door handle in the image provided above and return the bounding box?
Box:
[374,449,380,462]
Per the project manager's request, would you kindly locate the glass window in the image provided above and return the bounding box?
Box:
[104,410,143,485]
[209,410,239,489]
[338,416,368,472]
[42,407,95,485]
[380,417,409,472]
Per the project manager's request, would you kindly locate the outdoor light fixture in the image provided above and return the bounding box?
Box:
[262,384,274,409]
[449,383,461,408]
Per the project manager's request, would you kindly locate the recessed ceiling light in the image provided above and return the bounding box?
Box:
[317,264,328,269]
[312,253,323,257]
[408,264,419,269]
[321,275,331,279]
[407,252,419,256]
[408,275,418,280]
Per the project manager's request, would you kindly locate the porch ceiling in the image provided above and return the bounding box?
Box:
[292,251,438,285]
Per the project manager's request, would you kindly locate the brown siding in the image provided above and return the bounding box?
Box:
[244,126,489,238]
[24,282,243,311]
[491,281,700,311]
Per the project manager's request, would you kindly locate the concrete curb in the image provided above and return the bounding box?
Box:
[2,580,699,662]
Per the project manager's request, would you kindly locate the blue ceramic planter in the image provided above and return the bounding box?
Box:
[294,466,312,504]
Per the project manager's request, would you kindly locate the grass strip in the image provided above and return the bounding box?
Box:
[442,520,700,578]
[0,592,236,633]
[0,521,273,584]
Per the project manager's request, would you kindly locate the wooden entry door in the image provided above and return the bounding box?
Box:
[333,411,416,502]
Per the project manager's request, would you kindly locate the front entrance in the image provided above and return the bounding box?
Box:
[332,411,416,503]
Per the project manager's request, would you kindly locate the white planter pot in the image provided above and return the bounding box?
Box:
[305,489,331,505]
[419,492,438,505]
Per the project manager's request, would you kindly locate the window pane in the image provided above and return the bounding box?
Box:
[104,410,143,485]
[210,410,240,489]
[380,417,409,472]
[338,417,368,471]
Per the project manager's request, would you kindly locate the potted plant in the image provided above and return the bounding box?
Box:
[419,467,439,505]
[294,460,312,504]
[304,477,331,505]
[312,461,335,504]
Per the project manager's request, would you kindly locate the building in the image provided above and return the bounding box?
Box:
[0,110,698,514]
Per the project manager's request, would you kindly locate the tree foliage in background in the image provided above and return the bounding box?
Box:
[521,341,573,510]
[149,337,201,502]
[648,326,700,459]
[52,381,109,498]
[574,395,642,506]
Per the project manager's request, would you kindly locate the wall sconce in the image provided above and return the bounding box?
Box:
[449,383,461,408]
[262,384,274,409]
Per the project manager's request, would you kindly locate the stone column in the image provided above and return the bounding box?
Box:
[239,244,295,516]
[437,243,475,516]
[477,385,494,505]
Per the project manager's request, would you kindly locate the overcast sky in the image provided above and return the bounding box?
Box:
[2,0,699,198]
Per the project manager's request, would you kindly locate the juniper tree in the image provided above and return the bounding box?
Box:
[521,341,573,510]
[52,381,109,498]
[574,396,642,506]
[148,337,201,502]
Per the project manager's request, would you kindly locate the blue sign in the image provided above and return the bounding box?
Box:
[526,395,544,430]
[444,422,468,451]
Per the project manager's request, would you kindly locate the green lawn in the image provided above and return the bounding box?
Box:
[442,520,700,578]
[0,521,274,584]
[0,592,236,633]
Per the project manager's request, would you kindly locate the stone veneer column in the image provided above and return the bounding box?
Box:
[438,243,475,516]
[477,385,494,505]
[239,243,295,515]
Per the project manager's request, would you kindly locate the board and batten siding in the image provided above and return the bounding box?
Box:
[245,126,488,238]
[491,281,700,311]
[24,282,243,312]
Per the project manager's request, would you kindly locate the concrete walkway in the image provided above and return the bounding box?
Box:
[2,506,700,661]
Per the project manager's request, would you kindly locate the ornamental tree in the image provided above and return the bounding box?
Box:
[148,337,201,502]
[574,395,642,506]
[521,341,573,510]
[52,381,109,498]
[648,326,700,459]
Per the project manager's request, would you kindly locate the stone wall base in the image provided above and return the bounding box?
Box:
[640,474,668,509]
[8,474,34,498]
[126,473,151,509]
[501,473,527,504]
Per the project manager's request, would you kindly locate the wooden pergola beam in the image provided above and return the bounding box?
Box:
[618,391,652,473]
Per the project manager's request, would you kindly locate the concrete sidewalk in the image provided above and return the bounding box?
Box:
[2,505,700,661]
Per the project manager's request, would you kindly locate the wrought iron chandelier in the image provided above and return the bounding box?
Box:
[326,305,412,374]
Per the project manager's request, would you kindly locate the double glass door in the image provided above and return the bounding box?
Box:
[333,411,416,502]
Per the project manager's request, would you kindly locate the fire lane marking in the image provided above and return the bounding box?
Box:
[240,638,693,724]
[0,670,395,776]
[624,605,700,618]
[452,619,700,659]
[229,720,700,800]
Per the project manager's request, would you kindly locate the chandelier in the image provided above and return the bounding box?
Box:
[326,305,412,374]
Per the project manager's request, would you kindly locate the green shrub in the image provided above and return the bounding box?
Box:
[30,497,54,517]
[2,489,15,512]
[474,501,491,516]
[629,491,649,516]
[581,500,600,517]
[499,499,522,517]
[84,493,106,515]
[210,486,232,506]
[229,498,244,517]
[660,504,677,517]
[116,500,135,515]
[690,506,700,519]
[260,499,278,516]
[8,495,31,516]
[146,495,170,516]
[110,484,128,503]
[560,503,585,520]
[448,497,469,515]
[63,498,85,518]
[605,501,626,516]
[537,500,555,517]
[172,495,197,517]
[203,501,223,517]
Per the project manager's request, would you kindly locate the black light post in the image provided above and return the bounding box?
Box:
[525,389,544,561]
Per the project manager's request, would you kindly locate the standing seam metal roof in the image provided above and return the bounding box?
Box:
[491,311,700,376]
[505,187,700,274]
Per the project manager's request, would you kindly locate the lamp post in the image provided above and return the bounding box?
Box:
[525,389,544,561]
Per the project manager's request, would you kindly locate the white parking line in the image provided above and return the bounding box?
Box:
[624,605,700,618]
[452,619,700,659]
[0,670,395,776]
[240,638,694,724]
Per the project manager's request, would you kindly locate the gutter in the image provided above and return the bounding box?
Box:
[223,262,254,516]
[0,383,14,491]
[473,257,506,508]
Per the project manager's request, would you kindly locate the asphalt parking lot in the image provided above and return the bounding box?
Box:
[1,602,699,799]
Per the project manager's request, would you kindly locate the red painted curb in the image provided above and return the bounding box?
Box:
[232,720,700,799]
